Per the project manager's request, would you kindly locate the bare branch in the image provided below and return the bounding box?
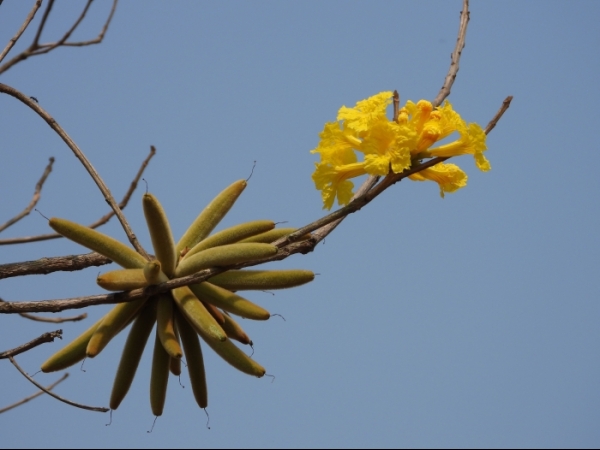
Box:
[0,157,54,233]
[484,95,513,134]
[0,373,68,414]
[0,147,155,246]
[0,0,118,76]
[0,252,111,280]
[432,0,470,107]
[0,83,150,259]
[8,356,109,413]
[0,0,42,65]
[0,298,87,323]
[0,330,62,359]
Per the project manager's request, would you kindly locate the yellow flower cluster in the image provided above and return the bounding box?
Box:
[311,92,489,209]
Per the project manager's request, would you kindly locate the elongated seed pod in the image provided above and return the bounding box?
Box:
[110,299,157,410]
[201,301,225,325]
[150,330,170,416]
[221,313,251,345]
[204,334,265,377]
[238,227,300,244]
[175,309,207,408]
[169,357,181,376]
[175,243,277,278]
[176,179,247,254]
[157,294,183,359]
[87,298,148,357]
[97,268,148,291]
[208,269,315,290]
[143,260,162,285]
[143,193,177,277]
[190,282,270,320]
[171,286,227,343]
[41,316,104,372]
[184,220,275,259]
[49,218,147,269]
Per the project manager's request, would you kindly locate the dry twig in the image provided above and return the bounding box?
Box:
[0,146,156,246]
[0,298,87,323]
[0,157,54,233]
[0,0,42,66]
[0,373,68,414]
[0,330,62,359]
[0,0,118,76]
[0,252,111,280]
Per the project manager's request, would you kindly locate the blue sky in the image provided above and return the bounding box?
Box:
[1,1,599,448]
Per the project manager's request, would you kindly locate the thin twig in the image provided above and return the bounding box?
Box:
[0,373,68,414]
[0,82,149,259]
[0,252,111,280]
[0,157,54,233]
[0,147,155,246]
[0,96,512,316]
[0,298,87,323]
[0,0,118,76]
[432,0,470,107]
[8,356,108,413]
[0,330,62,359]
[0,0,42,65]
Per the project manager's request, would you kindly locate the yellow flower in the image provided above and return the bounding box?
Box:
[408,163,468,198]
[337,91,393,135]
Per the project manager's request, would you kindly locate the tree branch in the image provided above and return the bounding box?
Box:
[0,0,42,66]
[0,330,62,359]
[0,373,68,414]
[0,157,54,233]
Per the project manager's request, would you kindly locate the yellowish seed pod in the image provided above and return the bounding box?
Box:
[157,294,183,359]
[190,282,270,320]
[49,218,147,269]
[110,298,157,410]
[143,260,162,285]
[171,286,227,343]
[237,227,301,244]
[86,298,148,357]
[175,309,208,408]
[41,316,104,372]
[143,193,177,277]
[184,220,275,259]
[150,330,170,416]
[204,335,265,377]
[221,313,251,345]
[201,300,226,325]
[174,243,277,278]
[175,179,247,255]
[208,269,315,290]
[96,268,148,291]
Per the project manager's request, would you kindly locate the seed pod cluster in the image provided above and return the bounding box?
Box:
[41,179,314,415]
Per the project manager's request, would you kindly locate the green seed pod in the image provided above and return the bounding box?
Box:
[157,294,183,359]
[150,330,171,416]
[190,282,270,320]
[41,316,104,372]
[143,260,162,285]
[171,286,227,343]
[175,309,208,408]
[110,298,157,410]
[221,313,251,345]
[175,243,277,278]
[184,220,275,259]
[204,335,265,377]
[86,298,148,357]
[176,179,247,255]
[208,269,315,290]
[49,218,147,269]
[143,193,177,277]
[97,268,148,291]
[237,227,300,244]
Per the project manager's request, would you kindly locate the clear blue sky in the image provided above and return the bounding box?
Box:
[1,1,599,448]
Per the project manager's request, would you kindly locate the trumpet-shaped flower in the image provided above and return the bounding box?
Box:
[408,163,468,198]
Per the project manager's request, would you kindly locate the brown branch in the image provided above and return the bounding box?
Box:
[8,356,108,413]
[432,0,470,107]
[0,298,87,323]
[0,157,54,233]
[0,373,68,414]
[0,252,111,280]
[0,0,118,76]
[0,147,156,246]
[0,330,62,359]
[0,82,149,259]
[0,0,42,66]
